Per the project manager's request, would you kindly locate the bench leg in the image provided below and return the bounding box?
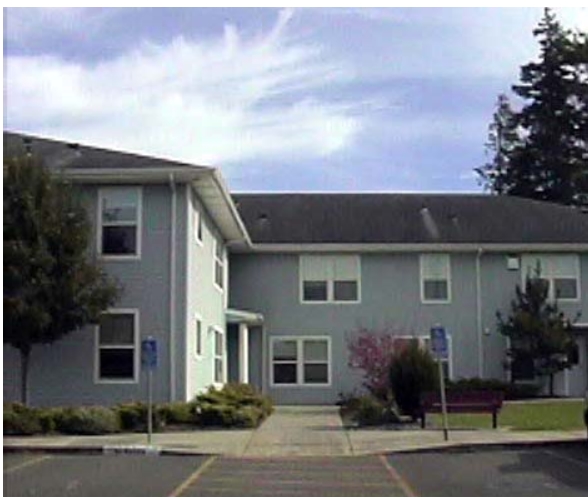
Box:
[421,413,426,429]
[492,411,497,429]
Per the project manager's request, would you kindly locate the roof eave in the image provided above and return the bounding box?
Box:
[235,242,588,253]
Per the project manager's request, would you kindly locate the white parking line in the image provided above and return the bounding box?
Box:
[4,455,52,474]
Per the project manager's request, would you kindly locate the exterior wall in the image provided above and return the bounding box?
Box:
[3,183,187,406]
[229,251,588,404]
[184,186,228,401]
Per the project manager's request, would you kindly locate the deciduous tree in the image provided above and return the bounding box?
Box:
[4,154,120,404]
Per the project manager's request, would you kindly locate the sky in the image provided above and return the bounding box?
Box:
[4,7,588,192]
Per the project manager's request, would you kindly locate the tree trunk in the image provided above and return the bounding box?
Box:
[20,348,30,405]
[549,373,554,398]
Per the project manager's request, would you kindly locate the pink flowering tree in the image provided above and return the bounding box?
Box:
[347,327,412,400]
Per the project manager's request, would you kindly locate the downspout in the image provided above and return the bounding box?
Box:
[169,173,177,401]
[476,247,484,378]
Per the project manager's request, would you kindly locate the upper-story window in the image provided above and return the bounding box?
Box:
[420,253,451,303]
[521,254,580,301]
[300,255,360,303]
[194,315,203,358]
[213,239,225,291]
[99,187,141,258]
[193,208,204,245]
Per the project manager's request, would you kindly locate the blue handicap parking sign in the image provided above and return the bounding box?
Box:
[141,338,158,370]
[430,325,448,358]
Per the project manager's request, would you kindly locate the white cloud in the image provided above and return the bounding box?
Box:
[4,9,362,167]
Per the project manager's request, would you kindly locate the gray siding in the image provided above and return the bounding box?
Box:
[4,184,183,406]
[230,252,588,404]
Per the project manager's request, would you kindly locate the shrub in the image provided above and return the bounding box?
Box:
[3,403,42,435]
[197,403,238,427]
[37,408,60,433]
[234,406,264,428]
[53,406,119,435]
[193,384,273,427]
[158,402,198,426]
[354,396,386,426]
[115,402,165,432]
[389,341,438,419]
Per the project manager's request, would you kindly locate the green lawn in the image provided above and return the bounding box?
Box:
[429,400,586,431]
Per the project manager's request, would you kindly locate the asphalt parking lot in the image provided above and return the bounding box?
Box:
[3,443,588,496]
[389,443,588,497]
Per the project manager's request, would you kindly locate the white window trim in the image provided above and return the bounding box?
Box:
[299,255,361,305]
[212,326,226,387]
[420,254,452,304]
[270,336,332,388]
[97,186,142,261]
[94,308,140,384]
[194,313,204,360]
[521,254,581,303]
[213,239,225,294]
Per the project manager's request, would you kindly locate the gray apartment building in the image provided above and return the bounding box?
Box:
[4,131,588,406]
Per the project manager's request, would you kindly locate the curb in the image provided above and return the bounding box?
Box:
[3,444,213,457]
[4,437,586,458]
[385,437,588,455]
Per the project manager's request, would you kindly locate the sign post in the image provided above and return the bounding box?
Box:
[141,337,158,445]
[430,325,449,441]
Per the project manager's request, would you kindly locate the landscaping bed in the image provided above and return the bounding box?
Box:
[4,383,273,436]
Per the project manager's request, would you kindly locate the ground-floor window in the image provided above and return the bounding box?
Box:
[95,310,138,383]
[214,327,225,384]
[271,336,330,386]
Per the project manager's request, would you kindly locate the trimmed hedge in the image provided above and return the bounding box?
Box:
[116,402,165,432]
[53,407,119,435]
[3,383,274,435]
[4,403,43,435]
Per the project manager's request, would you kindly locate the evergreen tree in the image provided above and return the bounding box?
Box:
[476,94,521,194]
[4,154,120,404]
[498,267,579,397]
[478,9,588,206]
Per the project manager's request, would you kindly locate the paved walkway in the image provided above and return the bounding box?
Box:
[4,406,586,457]
[243,406,350,457]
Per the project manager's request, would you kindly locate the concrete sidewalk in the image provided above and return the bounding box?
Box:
[4,406,586,457]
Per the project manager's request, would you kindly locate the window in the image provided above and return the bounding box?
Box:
[522,254,580,301]
[195,317,203,358]
[96,311,138,383]
[271,337,330,386]
[213,239,224,291]
[213,328,225,384]
[193,208,203,245]
[99,187,141,257]
[420,254,451,303]
[300,255,360,303]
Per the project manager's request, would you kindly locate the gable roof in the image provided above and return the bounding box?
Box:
[4,131,250,245]
[3,131,210,174]
[232,193,588,247]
